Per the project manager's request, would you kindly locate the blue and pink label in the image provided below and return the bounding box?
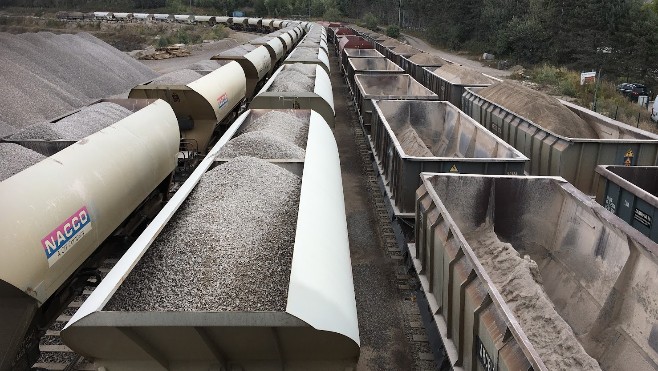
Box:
[41,206,92,267]
[217,93,229,109]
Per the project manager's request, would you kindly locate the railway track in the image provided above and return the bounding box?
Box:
[32,259,119,371]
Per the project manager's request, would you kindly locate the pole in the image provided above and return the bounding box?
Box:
[593,67,601,112]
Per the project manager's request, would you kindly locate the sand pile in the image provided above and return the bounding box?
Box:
[395,126,433,157]
[408,53,446,66]
[432,64,498,85]
[465,224,601,371]
[477,81,599,138]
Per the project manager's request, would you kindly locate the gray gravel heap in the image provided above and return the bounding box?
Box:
[239,111,309,148]
[187,60,224,72]
[0,32,157,131]
[105,156,301,312]
[0,143,46,181]
[148,69,203,86]
[284,63,317,76]
[290,47,320,59]
[268,70,314,93]
[8,102,133,141]
[217,131,306,159]
[0,122,18,139]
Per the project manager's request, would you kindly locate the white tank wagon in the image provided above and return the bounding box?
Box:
[194,15,216,26]
[250,64,335,127]
[113,12,133,21]
[128,61,247,154]
[272,20,284,29]
[269,30,294,54]
[61,110,360,370]
[0,100,180,370]
[215,16,231,25]
[261,18,274,32]
[174,14,195,24]
[93,11,114,20]
[211,45,272,99]
[250,36,286,72]
[231,16,248,30]
[153,13,174,22]
[284,46,330,75]
[461,83,658,195]
[414,173,658,371]
[246,17,262,31]
[133,13,154,21]
[370,100,528,217]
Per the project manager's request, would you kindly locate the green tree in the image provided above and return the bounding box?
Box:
[323,6,341,20]
[362,12,378,30]
[386,24,400,38]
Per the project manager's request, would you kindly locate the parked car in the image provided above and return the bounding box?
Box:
[617,82,652,102]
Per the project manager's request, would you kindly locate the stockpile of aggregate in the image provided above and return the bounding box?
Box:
[268,65,316,93]
[464,225,601,371]
[0,143,46,181]
[148,69,202,86]
[290,47,320,59]
[477,81,599,138]
[394,125,433,157]
[408,53,446,66]
[0,32,157,130]
[105,156,301,312]
[8,102,133,141]
[218,110,308,159]
[187,60,225,72]
[432,64,498,85]
[0,122,17,139]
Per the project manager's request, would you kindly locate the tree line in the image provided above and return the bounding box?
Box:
[3,0,656,89]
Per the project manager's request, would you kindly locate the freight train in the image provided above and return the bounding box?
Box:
[334,24,658,371]
[0,21,340,371]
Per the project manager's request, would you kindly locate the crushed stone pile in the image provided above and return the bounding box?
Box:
[0,143,46,181]
[432,63,498,85]
[105,156,301,312]
[268,70,314,92]
[217,131,306,159]
[239,110,308,148]
[464,225,601,371]
[0,32,157,130]
[148,69,202,86]
[477,81,599,138]
[8,102,133,141]
[283,63,317,75]
[291,47,320,59]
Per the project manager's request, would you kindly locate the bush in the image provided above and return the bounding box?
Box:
[362,12,378,31]
[323,7,341,22]
[386,24,400,38]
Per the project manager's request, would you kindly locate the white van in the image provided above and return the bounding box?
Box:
[652,96,658,123]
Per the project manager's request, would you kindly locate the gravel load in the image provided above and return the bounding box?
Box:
[218,131,306,159]
[0,143,46,181]
[394,125,433,157]
[408,53,446,66]
[239,110,309,148]
[0,32,157,130]
[105,156,301,312]
[268,70,315,92]
[187,60,224,72]
[8,102,133,141]
[464,225,601,371]
[290,47,320,59]
[284,63,317,76]
[432,64,498,85]
[148,69,203,86]
[477,81,599,138]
